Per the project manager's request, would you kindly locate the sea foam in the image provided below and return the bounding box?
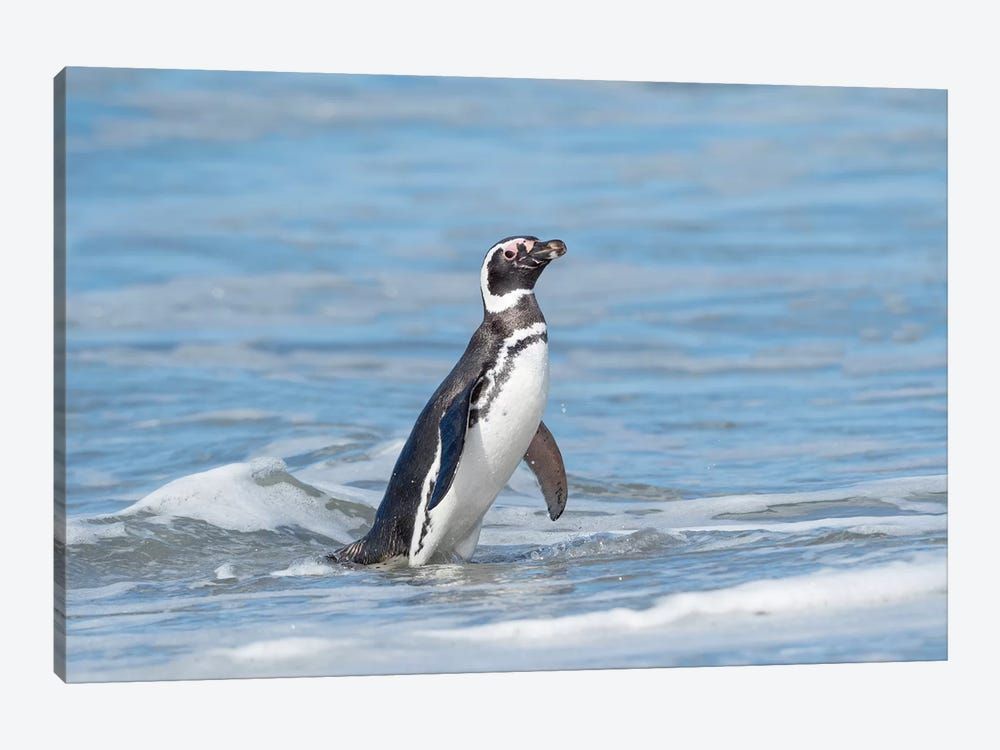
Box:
[119,457,371,540]
[65,520,128,546]
[426,553,947,642]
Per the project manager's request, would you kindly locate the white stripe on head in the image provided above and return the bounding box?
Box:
[480,239,534,313]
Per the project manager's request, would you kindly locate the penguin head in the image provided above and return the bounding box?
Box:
[480,236,566,313]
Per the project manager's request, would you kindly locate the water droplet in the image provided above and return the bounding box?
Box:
[560,403,567,414]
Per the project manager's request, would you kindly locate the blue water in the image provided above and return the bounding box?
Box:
[60,69,947,682]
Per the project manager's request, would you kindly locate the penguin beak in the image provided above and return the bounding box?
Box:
[531,239,567,262]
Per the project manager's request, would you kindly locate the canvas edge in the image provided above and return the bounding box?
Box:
[54,66,68,683]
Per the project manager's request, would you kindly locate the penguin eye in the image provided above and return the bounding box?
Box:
[503,249,516,260]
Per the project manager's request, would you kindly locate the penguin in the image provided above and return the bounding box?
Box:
[331,236,568,566]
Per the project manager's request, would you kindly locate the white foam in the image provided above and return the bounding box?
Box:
[675,513,948,537]
[211,637,346,664]
[841,516,948,537]
[271,559,336,577]
[214,563,239,580]
[655,475,946,527]
[120,457,365,540]
[426,554,946,642]
[65,520,128,546]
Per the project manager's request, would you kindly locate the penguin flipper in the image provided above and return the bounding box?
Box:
[426,375,484,512]
[524,420,568,520]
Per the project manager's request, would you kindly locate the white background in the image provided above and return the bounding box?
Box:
[1,1,996,747]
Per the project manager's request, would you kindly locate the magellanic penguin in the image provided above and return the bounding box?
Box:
[331,236,568,566]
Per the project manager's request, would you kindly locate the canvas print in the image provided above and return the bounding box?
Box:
[54,68,947,682]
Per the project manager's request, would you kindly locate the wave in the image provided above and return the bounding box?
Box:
[63,458,946,575]
[134,409,316,430]
[477,473,945,550]
[674,513,948,537]
[643,474,946,528]
[64,457,375,547]
[65,520,128,546]
[478,528,685,563]
[208,637,351,665]
[424,553,946,642]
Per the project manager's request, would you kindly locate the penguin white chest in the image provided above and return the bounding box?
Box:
[474,335,550,473]
[412,327,549,564]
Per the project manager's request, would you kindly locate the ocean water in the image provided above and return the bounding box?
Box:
[58,69,947,682]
